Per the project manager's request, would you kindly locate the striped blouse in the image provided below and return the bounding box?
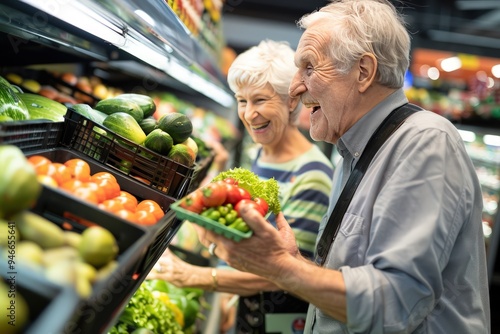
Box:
[252,144,334,259]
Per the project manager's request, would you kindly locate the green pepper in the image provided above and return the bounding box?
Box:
[218,217,226,225]
[183,298,200,329]
[228,217,244,229]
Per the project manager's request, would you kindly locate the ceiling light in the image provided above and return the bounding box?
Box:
[492,64,500,78]
[427,67,440,80]
[484,134,500,147]
[457,129,476,143]
[440,56,462,72]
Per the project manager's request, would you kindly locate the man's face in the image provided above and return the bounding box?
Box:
[289,24,361,144]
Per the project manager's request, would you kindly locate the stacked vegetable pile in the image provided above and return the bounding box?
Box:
[27,154,165,226]
[0,145,120,299]
[108,279,208,334]
[73,93,199,167]
[0,75,67,122]
[177,167,280,233]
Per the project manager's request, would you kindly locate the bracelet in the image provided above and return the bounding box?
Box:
[211,268,218,291]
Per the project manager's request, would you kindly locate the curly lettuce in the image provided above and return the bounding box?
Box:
[212,167,281,215]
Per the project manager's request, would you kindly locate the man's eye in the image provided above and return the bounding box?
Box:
[306,65,314,75]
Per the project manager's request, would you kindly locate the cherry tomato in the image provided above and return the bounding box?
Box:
[179,189,205,214]
[223,177,238,185]
[253,197,269,216]
[201,182,227,207]
[235,199,266,217]
[225,184,251,206]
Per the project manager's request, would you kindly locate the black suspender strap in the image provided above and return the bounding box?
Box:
[315,103,422,266]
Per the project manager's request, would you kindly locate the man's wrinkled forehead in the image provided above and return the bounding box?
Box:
[295,25,331,65]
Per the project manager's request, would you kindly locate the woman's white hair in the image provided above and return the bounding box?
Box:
[298,0,411,88]
[227,40,301,124]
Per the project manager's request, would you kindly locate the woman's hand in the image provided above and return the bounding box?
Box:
[148,249,195,287]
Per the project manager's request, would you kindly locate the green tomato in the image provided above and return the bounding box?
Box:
[224,212,237,225]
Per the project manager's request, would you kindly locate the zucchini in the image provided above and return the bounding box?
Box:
[0,83,30,120]
[157,112,193,144]
[18,93,66,122]
[102,112,146,145]
[71,103,108,125]
[115,93,156,118]
[95,97,144,123]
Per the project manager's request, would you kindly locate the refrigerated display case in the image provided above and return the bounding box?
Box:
[0,0,236,332]
[456,124,500,284]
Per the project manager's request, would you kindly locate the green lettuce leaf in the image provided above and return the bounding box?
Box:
[212,167,281,215]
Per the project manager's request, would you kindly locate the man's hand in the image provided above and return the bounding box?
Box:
[198,204,299,281]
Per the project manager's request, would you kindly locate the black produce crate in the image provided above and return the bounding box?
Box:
[188,150,215,192]
[26,148,181,333]
[1,264,82,334]
[61,108,195,199]
[29,148,179,272]
[0,120,63,152]
[30,185,151,334]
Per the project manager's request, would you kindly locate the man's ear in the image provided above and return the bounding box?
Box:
[288,96,300,112]
[358,53,377,93]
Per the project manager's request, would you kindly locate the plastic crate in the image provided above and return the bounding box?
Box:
[25,148,181,333]
[188,150,215,192]
[0,120,64,152]
[61,108,195,199]
[0,264,82,334]
[28,147,179,265]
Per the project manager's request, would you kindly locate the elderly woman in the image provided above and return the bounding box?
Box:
[150,40,334,334]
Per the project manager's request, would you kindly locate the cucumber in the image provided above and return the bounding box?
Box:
[95,97,144,123]
[115,93,156,118]
[18,92,67,122]
[71,103,108,125]
[157,112,193,144]
[102,112,146,145]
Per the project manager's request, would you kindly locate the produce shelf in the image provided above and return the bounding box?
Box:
[0,120,63,151]
[61,108,195,199]
[24,148,182,333]
[1,264,82,334]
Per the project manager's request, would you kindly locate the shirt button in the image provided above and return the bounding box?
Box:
[354,152,360,157]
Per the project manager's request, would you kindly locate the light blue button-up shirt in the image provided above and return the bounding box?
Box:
[306,89,490,333]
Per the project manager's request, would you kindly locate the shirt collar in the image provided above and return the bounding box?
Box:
[337,88,409,161]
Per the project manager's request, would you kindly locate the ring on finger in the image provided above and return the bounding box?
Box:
[208,242,217,256]
[154,262,164,273]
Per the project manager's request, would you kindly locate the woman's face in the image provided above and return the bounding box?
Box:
[235,83,290,147]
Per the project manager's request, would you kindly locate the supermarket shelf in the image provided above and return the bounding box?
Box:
[0,0,235,111]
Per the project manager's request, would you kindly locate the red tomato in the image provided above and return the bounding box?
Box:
[179,190,205,214]
[235,199,266,217]
[253,197,269,215]
[223,177,238,185]
[225,185,251,206]
[201,182,227,207]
